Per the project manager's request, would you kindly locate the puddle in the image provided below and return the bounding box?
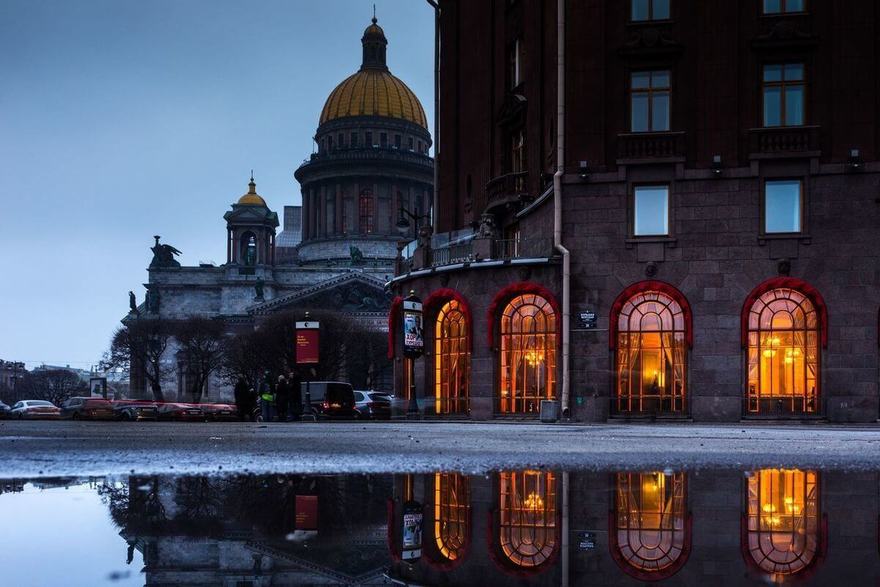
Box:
[0,469,876,585]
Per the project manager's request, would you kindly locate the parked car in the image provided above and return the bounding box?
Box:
[201,403,239,422]
[353,390,392,420]
[0,401,11,419]
[60,397,116,421]
[301,381,357,419]
[157,403,204,422]
[113,400,159,421]
[10,400,61,420]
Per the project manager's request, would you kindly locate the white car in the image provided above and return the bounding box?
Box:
[10,400,61,420]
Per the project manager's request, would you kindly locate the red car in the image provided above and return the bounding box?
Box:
[157,403,204,421]
[201,403,239,421]
[59,397,116,420]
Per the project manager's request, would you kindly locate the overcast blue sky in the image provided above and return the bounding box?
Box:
[0,0,434,369]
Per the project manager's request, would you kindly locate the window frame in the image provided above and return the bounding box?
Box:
[629,70,672,133]
[630,183,672,239]
[630,0,672,22]
[358,189,375,235]
[761,63,806,128]
[761,0,807,16]
[434,299,471,415]
[761,178,805,236]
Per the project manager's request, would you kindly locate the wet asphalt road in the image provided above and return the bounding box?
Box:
[2,420,880,477]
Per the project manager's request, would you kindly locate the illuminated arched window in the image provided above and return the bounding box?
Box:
[434,300,470,414]
[746,289,819,415]
[614,472,689,578]
[616,290,687,415]
[499,471,557,569]
[500,295,557,413]
[746,469,820,578]
[432,473,470,563]
[359,190,374,234]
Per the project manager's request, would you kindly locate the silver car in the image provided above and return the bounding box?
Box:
[10,400,61,420]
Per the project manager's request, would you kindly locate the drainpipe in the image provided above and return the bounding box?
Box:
[561,471,570,587]
[426,0,440,227]
[554,0,571,419]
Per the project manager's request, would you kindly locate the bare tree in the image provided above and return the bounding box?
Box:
[219,330,271,391]
[175,317,226,403]
[17,369,87,405]
[105,318,173,402]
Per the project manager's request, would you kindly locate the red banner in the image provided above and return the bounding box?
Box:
[296,328,320,364]
[295,495,318,531]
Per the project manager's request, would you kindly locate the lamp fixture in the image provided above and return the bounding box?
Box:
[848,148,863,171]
[578,160,590,181]
[711,154,723,177]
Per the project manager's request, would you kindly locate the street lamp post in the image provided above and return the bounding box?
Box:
[402,290,424,418]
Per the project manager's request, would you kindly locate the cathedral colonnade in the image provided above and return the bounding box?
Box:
[389,269,877,423]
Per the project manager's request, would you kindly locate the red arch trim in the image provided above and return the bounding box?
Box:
[423,288,474,353]
[740,277,828,348]
[608,511,693,582]
[485,282,562,347]
[387,296,403,359]
[739,513,827,582]
[609,280,694,349]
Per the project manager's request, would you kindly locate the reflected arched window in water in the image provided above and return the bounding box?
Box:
[612,471,690,579]
[431,473,470,564]
[498,470,557,569]
[746,288,820,415]
[745,469,822,578]
[615,289,689,415]
[499,294,557,413]
[434,299,470,414]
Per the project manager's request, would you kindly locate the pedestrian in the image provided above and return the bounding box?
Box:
[259,377,275,422]
[275,374,289,422]
[233,377,250,421]
[288,368,303,421]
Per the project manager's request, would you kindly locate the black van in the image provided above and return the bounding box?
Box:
[301,381,357,419]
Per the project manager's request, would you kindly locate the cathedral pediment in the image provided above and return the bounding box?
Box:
[250,272,390,316]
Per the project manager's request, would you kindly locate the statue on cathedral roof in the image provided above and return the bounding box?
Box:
[149,235,182,269]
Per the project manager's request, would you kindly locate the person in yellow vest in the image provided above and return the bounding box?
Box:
[259,375,275,422]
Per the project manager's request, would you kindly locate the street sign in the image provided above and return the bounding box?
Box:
[577,531,597,551]
[296,321,320,365]
[578,310,597,329]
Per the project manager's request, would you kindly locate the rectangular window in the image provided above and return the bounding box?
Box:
[763,0,805,14]
[763,63,804,127]
[366,131,373,146]
[509,39,522,89]
[764,180,802,233]
[630,70,670,132]
[380,132,388,147]
[394,134,402,148]
[633,185,669,236]
[350,132,358,147]
[631,0,670,21]
[359,191,375,234]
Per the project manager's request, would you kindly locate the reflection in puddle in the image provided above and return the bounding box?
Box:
[0,468,874,585]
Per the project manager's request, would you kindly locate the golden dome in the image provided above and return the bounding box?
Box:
[237,176,267,206]
[320,69,428,129]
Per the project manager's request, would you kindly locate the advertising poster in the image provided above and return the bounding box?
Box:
[89,377,108,399]
[401,500,423,561]
[403,310,423,356]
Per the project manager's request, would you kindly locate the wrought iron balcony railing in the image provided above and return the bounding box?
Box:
[486,171,530,208]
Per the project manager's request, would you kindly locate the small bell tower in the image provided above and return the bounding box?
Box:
[223,174,279,270]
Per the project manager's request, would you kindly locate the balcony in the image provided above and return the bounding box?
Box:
[748,125,820,157]
[486,171,530,210]
[617,131,686,162]
[492,237,553,260]
[429,241,474,267]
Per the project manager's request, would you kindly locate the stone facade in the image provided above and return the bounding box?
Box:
[390,0,880,423]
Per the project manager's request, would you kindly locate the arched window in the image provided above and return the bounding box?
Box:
[498,471,557,569]
[615,290,688,415]
[432,473,470,563]
[500,294,557,414]
[613,472,689,579]
[746,288,819,415]
[435,300,470,414]
[745,469,821,578]
[240,232,257,266]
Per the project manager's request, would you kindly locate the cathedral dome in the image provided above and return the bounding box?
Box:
[318,17,428,129]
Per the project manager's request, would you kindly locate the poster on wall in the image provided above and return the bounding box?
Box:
[296,321,320,365]
[402,297,423,358]
[401,500,423,561]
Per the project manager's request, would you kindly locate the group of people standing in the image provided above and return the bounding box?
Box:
[233,369,304,422]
